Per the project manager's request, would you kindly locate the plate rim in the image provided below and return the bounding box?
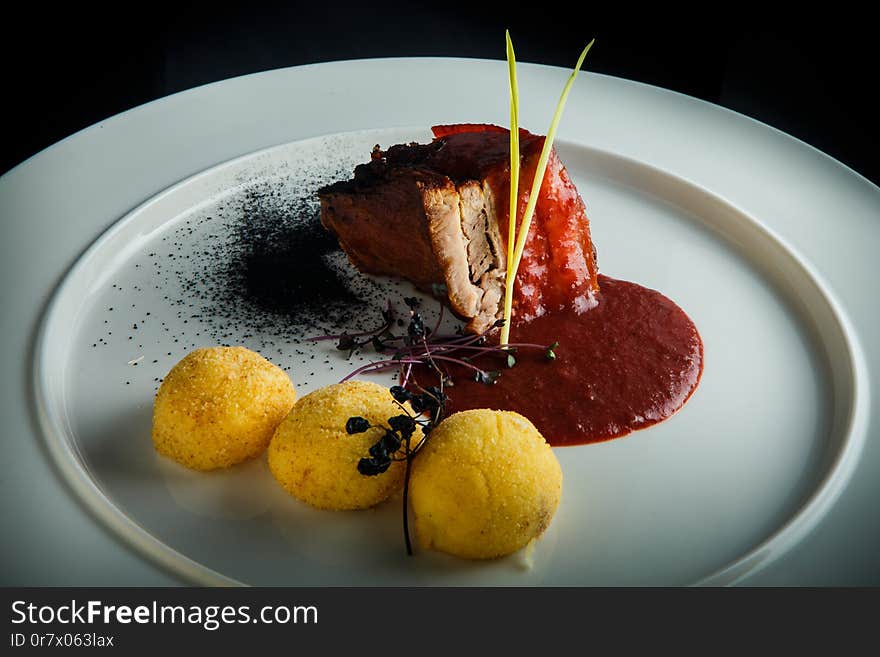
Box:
[6,57,879,198]
[31,126,871,586]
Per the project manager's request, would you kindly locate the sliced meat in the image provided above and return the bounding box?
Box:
[456,180,506,330]
[317,124,599,334]
[318,167,447,288]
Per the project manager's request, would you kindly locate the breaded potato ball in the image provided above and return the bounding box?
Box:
[268,380,420,510]
[152,346,297,471]
[409,409,562,559]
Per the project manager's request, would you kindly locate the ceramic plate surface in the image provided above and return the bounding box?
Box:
[3,59,878,586]
[33,126,867,585]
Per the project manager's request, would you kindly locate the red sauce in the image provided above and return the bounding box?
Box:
[396,125,702,445]
[429,124,600,321]
[514,148,598,319]
[413,275,703,446]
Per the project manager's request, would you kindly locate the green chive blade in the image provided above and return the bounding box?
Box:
[501,29,520,346]
[508,39,595,290]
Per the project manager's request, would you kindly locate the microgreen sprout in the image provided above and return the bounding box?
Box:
[345,384,448,555]
[312,297,558,555]
[309,300,398,357]
[311,298,558,390]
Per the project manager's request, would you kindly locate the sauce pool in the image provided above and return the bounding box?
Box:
[414,275,703,446]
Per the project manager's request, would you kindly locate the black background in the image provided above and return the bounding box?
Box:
[2,5,878,185]
[2,587,875,649]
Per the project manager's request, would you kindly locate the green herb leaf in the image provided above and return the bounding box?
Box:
[475,370,502,385]
[501,29,520,346]
[501,37,595,345]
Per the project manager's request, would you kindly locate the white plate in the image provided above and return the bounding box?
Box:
[3,59,879,586]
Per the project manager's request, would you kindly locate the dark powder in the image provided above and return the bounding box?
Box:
[162,166,394,351]
[99,155,412,391]
[230,185,368,325]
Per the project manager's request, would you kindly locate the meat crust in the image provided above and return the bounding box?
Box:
[318,125,598,333]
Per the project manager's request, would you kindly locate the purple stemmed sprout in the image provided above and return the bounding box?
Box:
[308,296,559,557]
[307,296,559,388]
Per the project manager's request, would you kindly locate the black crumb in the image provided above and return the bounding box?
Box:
[156,161,388,348]
[92,146,401,382]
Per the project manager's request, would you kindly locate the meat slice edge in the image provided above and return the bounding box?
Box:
[319,170,507,334]
[454,180,506,333]
[318,169,447,288]
[318,124,600,335]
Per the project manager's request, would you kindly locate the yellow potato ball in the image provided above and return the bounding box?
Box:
[152,346,297,471]
[268,380,420,510]
[409,409,562,559]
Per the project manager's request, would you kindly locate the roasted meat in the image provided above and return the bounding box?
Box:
[318,124,599,333]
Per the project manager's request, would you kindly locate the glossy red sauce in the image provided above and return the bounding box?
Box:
[413,276,703,446]
[430,124,600,321]
[390,125,703,444]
